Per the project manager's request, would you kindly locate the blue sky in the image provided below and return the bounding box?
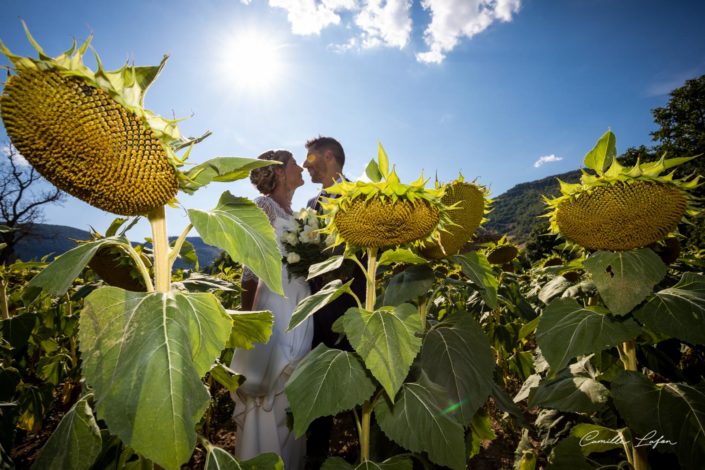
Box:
[2,0,704,240]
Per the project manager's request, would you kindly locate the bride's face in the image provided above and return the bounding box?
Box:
[280,157,305,191]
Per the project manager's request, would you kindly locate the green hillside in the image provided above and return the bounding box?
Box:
[14,224,223,268]
[485,169,581,244]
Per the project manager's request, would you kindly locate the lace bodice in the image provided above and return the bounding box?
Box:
[242,196,292,283]
[255,195,291,225]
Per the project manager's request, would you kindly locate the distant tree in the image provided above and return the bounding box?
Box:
[651,74,705,161]
[522,76,705,251]
[649,75,705,249]
[617,144,657,167]
[0,143,65,263]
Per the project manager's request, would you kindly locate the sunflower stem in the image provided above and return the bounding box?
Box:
[621,340,638,371]
[148,206,170,293]
[350,252,374,285]
[418,296,428,327]
[359,247,379,463]
[360,400,373,462]
[117,242,154,292]
[619,341,649,469]
[365,247,378,311]
[168,223,193,273]
[0,277,9,320]
[618,429,635,467]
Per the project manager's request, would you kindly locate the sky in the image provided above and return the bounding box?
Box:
[1,0,704,241]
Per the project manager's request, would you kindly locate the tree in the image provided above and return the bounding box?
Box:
[648,75,705,249]
[0,143,65,263]
[651,74,705,161]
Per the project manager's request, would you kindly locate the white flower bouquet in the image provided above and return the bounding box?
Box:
[281,208,333,279]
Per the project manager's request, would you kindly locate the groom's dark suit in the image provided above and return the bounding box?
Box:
[305,187,366,468]
[306,189,365,351]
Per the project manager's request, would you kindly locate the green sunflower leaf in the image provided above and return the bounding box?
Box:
[635,272,705,345]
[285,345,376,438]
[189,192,283,296]
[583,249,667,315]
[583,130,617,174]
[536,298,641,371]
[33,396,102,470]
[343,304,424,401]
[79,287,231,470]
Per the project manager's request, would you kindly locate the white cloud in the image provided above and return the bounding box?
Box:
[323,0,358,8]
[268,0,356,35]
[355,0,413,49]
[417,0,521,64]
[534,154,563,168]
[329,37,359,53]
[270,0,411,49]
[1,143,30,166]
[262,0,521,62]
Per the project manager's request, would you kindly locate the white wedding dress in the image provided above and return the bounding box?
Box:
[230,196,313,469]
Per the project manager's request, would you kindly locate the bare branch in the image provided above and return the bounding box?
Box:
[0,142,65,263]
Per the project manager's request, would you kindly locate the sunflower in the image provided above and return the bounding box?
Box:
[545,130,700,251]
[420,177,489,259]
[0,23,203,215]
[321,145,451,249]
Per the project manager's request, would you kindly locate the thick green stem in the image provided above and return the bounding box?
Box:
[418,296,428,327]
[621,340,638,372]
[148,206,170,293]
[618,430,635,468]
[619,341,649,469]
[0,277,9,320]
[358,247,379,463]
[365,247,378,311]
[360,400,373,461]
[632,448,649,470]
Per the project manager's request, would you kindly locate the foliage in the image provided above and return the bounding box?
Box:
[489,74,705,251]
[0,26,285,469]
[1,25,704,468]
[286,151,500,469]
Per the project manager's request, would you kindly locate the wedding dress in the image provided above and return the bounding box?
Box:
[230,195,313,469]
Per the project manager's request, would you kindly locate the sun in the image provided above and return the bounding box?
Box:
[220,30,286,94]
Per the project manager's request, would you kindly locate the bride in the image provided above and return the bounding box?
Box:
[231,149,313,469]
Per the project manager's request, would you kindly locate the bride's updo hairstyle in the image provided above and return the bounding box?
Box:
[250,150,293,195]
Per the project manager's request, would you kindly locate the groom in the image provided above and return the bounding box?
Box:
[303,136,361,350]
[303,136,364,467]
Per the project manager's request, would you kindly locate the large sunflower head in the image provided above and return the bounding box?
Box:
[545,130,700,251]
[0,23,206,216]
[320,144,451,249]
[419,175,489,259]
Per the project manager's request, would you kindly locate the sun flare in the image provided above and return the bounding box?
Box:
[221,30,285,94]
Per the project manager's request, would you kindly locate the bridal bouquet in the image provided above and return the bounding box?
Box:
[281,208,332,279]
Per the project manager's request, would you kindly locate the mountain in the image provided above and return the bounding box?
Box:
[15,224,92,261]
[12,167,580,262]
[14,224,224,269]
[484,169,582,244]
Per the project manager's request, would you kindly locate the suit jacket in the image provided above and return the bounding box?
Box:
[307,182,366,351]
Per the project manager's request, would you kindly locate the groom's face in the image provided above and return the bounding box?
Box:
[304,150,327,184]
